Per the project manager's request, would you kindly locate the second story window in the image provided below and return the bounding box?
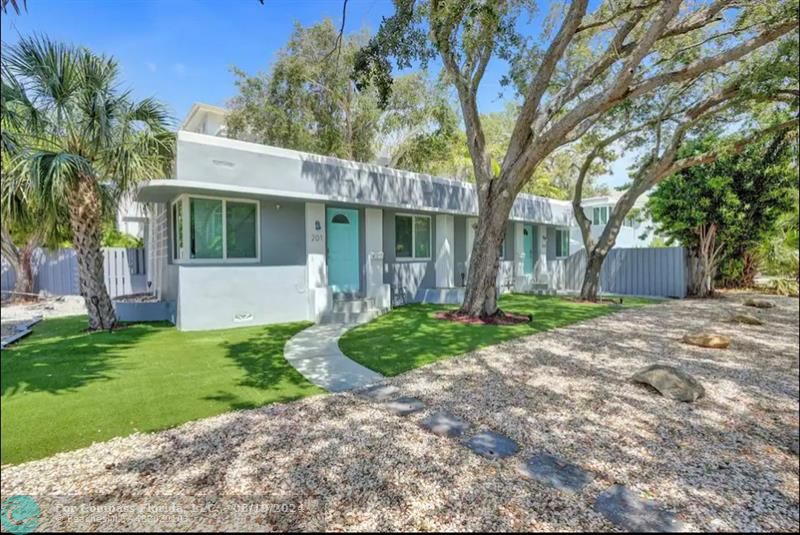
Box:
[592,206,609,225]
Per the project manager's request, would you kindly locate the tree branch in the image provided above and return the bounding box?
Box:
[503,0,589,171]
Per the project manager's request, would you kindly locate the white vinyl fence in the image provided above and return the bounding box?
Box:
[563,246,688,298]
[1,248,146,298]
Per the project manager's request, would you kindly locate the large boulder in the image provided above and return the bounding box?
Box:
[682,332,730,349]
[743,298,775,309]
[729,313,764,326]
[631,364,705,402]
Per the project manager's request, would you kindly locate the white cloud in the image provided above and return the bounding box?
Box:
[145,62,158,73]
[173,63,187,76]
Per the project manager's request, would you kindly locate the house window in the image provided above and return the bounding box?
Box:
[225,201,258,258]
[555,229,570,258]
[172,194,259,263]
[592,206,609,225]
[395,214,431,260]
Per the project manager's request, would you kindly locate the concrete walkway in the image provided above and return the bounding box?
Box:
[284,323,384,392]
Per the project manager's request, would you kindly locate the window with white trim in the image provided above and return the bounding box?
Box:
[171,195,259,262]
[395,214,431,260]
[592,206,609,225]
[555,229,570,258]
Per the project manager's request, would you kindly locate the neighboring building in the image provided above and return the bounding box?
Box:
[116,193,149,240]
[136,103,577,331]
[570,192,657,251]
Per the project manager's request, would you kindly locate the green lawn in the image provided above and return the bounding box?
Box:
[339,293,660,376]
[1,317,322,465]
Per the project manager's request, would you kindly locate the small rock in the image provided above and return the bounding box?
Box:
[465,431,519,459]
[420,411,470,438]
[728,313,763,326]
[682,332,730,349]
[631,364,705,402]
[518,453,592,493]
[743,298,775,309]
[383,397,425,416]
[594,485,686,532]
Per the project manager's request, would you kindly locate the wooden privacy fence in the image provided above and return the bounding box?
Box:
[1,248,147,298]
[563,246,688,298]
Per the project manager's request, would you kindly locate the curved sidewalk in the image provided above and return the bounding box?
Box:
[284,323,384,392]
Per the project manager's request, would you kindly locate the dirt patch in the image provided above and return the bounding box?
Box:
[434,310,531,325]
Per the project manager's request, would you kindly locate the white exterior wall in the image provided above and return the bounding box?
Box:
[365,208,391,311]
[435,214,454,288]
[176,265,308,331]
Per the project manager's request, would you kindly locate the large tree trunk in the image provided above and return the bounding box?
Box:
[1,225,41,301]
[67,177,116,330]
[579,250,607,301]
[460,191,512,318]
[687,224,720,298]
[15,244,37,298]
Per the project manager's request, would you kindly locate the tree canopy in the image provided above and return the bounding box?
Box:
[647,132,798,290]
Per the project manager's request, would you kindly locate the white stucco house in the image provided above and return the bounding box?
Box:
[570,192,657,250]
[132,103,581,331]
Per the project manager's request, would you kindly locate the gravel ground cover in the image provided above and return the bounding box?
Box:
[1,293,797,531]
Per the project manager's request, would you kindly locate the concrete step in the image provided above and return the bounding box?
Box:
[332,298,373,314]
[319,308,380,325]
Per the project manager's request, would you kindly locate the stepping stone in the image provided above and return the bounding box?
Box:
[358,384,400,401]
[420,411,470,438]
[517,453,592,493]
[728,313,764,325]
[465,431,519,460]
[681,332,730,349]
[594,485,686,532]
[743,298,775,309]
[383,397,425,416]
[631,364,705,402]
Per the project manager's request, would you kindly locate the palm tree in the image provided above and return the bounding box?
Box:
[2,36,173,329]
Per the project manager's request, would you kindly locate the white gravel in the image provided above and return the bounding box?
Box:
[1,293,797,531]
[1,294,86,322]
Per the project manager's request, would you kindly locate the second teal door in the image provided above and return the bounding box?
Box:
[326,207,360,293]
[523,224,536,275]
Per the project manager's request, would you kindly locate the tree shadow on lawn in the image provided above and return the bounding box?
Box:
[205,322,323,411]
[340,296,634,376]
[1,316,156,397]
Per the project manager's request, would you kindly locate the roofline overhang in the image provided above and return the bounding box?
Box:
[137,179,574,226]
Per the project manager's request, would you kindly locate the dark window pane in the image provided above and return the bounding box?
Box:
[395,216,413,258]
[190,198,223,259]
[226,201,257,258]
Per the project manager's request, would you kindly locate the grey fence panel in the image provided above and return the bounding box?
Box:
[564,246,687,298]
[1,247,146,298]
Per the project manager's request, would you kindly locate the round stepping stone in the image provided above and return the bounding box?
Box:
[420,411,470,438]
[728,313,764,325]
[383,397,425,416]
[681,332,730,349]
[743,298,775,309]
[594,485,686,532]
[517,453,592,493]
[358,384,400,401]
[465,431,519,460]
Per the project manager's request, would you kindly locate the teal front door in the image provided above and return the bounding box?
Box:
[523,224,536,275]
[326,207,360,293]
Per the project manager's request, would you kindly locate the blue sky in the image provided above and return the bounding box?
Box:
[3,0,480,122]
[1,0,631,186]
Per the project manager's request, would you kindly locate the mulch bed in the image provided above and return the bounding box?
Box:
[434,310,531,325]
[564,297,624,305]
